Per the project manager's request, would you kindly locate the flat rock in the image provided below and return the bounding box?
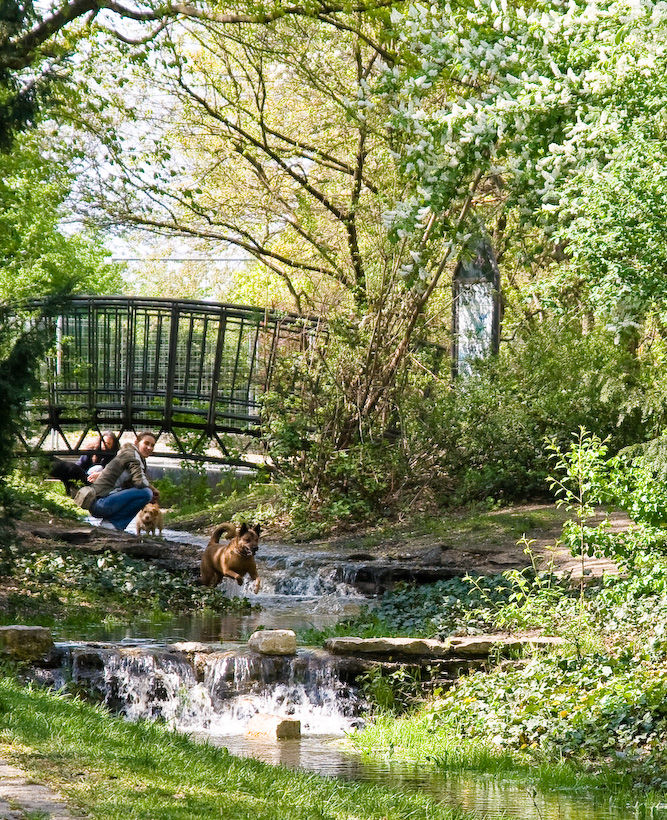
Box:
[248,629,297,655]
[325,634,566,659]
[448,635,566,657]
[325,636,449,656]
[0,626,53,661]
[246,713,301,740]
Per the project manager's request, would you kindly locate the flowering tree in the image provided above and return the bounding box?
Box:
[55,0,667,511]
[381,0,667,332]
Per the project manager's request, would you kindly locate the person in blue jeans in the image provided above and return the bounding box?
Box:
[89,431,159,531]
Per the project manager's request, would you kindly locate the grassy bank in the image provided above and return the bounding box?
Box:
[334,555,667,796]
[0,676,467,820]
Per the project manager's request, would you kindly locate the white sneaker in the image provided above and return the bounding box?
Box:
[98,520,117,531]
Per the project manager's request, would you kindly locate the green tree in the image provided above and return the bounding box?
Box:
[0,298,62,569]
[0,133,123,300]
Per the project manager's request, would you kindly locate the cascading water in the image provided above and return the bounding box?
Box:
[56,643,366,737]
[43,522,638,819]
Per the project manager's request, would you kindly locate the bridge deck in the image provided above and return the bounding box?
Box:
[25,296,323,465]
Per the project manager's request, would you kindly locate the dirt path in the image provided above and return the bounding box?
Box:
[308,503,629,580]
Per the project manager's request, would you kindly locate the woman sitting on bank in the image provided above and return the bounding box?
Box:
[89,431,159,532]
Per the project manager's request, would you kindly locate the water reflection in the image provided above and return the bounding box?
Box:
[53,595,365,644]
[205,735,637,820]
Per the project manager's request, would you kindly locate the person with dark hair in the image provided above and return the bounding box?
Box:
[49,431,119,494]
[88,431,160,531]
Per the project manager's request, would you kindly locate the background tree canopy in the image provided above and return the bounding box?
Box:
[2,0,667,520]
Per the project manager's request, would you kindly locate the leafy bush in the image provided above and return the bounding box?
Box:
[425,652,667,789]
[264,319,647,527]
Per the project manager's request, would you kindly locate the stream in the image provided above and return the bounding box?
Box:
[60,520,644,820]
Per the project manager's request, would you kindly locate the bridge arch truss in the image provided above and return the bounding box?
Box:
[24,296,323,465]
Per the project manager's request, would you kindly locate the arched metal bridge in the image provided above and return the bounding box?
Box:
[23,296,323,465]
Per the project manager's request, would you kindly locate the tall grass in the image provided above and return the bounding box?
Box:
[0,676,470,820]
[349,712,635,795]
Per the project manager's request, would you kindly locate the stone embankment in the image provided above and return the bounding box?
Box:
[325,634,565,659]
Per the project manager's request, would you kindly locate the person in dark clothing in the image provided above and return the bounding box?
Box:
[49,431,119,494]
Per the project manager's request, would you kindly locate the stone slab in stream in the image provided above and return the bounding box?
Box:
[246,713,301,740]
[325,634,566,659]
[247,629,298,655]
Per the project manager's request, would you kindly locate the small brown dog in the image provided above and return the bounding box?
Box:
[136,502,164,537]
[200,522,261,593]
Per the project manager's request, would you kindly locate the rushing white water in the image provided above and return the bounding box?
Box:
[61,643,365,737]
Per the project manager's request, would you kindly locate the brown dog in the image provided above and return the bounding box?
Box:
[136,502,164,537]
[200,522,261,593]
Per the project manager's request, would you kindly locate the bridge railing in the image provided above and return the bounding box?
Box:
[24,296,324,464]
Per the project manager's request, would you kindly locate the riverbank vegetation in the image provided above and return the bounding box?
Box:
[341,556,667,792]
[328,439,667,796]
[0,473,251,635]
[0,676,465,820]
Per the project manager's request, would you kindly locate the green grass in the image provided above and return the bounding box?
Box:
[0,676,470,820]
[165,480,282,533]
[346,709,667,812]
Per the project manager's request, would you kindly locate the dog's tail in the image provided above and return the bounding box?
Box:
[210,522,237,543]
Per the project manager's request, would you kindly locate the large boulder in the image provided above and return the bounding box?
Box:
[0,626,53,661]
[248,629,297,656]
[246,713,301,740]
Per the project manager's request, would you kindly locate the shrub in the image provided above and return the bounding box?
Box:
[264,317,645,525]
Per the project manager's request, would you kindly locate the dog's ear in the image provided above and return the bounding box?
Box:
[239,522,249,535]
[252,524,261,536]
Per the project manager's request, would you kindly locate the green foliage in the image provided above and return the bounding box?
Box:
[468,539,567,633]
[0,0,41,149]
[357,664,443,715]
[422,652,667,790]
[0,136,123,301]
[8,547,251,620]
[0,301,64,570]
[556,131,667,331]
[546,428,618,578]
[3,469,83,519]
[546,428,667,568]
[154,467,212,511]
[165,475,279,532]
[348,547,667,788]
[264,318,647,527]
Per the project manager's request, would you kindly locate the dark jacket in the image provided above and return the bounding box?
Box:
[92,443,151,499]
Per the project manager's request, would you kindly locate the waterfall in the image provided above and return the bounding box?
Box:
[58,643,366,737]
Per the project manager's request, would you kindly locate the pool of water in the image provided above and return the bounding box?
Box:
[53,593,365,644]
[201,734,638,820]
